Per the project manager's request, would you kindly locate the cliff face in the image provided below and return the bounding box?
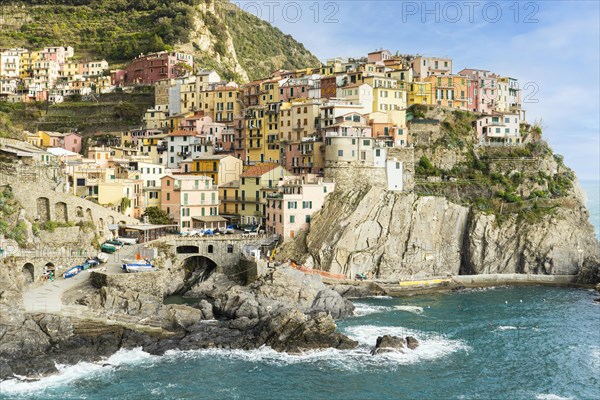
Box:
[295,183,598,280]
[279,108,600,283]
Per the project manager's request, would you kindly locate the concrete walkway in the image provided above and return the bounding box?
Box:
[22,243,144,314]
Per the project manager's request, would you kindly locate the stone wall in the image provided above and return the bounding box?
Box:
[90,270,165,299]
[408,121,442,146]
[325,146,416,193]
[8,181,139,240]
[324,163,387,191]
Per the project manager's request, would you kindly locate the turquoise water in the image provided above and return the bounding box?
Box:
[2,286,599,399]
[581,180,600,240]
[1,182,598,399]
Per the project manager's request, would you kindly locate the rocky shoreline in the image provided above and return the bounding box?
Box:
[0,266,359,381]
[2,261,600,382]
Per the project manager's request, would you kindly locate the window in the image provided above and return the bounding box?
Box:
[338,150,343,157]
[166,193,170,201]
[305,215,311,223]
[227,244,233,253]
[290,215,295,223]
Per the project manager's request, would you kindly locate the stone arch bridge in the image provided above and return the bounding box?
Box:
[152,234,278,275]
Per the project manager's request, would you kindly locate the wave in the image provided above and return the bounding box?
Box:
[394,305,424,314]
[370,295,393,299]
[352,303,393,317]
[535,394,573,400]
[0,347,156,397]
[496,325,518,331]
[342,325,469,364]
[1,324,468,396]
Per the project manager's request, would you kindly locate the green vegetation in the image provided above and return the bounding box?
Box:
[143,206,172,224]
[219,3,320,80]
[120,197,131,214]
[39,220,75,232]
[414,111,575,225]
[0,188,28,246]
[1,0,320,81]
[0,93,153,134]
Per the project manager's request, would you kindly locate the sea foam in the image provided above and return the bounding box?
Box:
[0,347,156,397]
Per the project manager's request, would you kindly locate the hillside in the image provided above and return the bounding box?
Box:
[0,0,320,81]
[0,92,154,136]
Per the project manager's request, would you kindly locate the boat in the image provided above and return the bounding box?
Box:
[82,259,99,270]
[63,265,83,279]
[122,259,155,273]
[105,239,124,248]
[117,237,138,245]
[97,252,109,264]
[101,243,117,254]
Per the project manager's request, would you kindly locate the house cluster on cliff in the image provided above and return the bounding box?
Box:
[5,47,530,240]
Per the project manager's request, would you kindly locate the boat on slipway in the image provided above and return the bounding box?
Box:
[122,259,155,273]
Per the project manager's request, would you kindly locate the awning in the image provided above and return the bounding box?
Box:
[191,216,227,223]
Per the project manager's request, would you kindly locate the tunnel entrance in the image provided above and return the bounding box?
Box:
[22,263,35,283]
[174,256,218,295]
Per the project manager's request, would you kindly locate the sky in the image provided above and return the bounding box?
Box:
[234,0,600,181]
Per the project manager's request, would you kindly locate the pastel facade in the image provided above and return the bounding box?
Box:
[160,175,219,231]
[475,112,521,145]
[265,176,335,239]
[411,56,453,78]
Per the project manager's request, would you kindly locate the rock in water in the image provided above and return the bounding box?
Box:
[371,335,405,355]
[406,336,420,350]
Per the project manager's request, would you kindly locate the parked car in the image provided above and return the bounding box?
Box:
[226,225,235,234]
[244,226,257,233]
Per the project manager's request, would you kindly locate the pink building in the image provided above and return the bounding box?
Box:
[62,132,82,153]
[367,49,392,64]
[281,141,302,172]
[265,175,335,239]
[119,51,193,86]
[459,69,498,114]
[160,174,223,232]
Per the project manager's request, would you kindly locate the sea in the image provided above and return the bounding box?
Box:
[1,181,599,400]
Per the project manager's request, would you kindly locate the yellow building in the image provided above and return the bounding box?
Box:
[424,75,468,110]
[218,180,240,217]
[98,177,142,218]
[259,79,280,105]
[61,60,80,79]
[244,105,266,163]
[179,79,197,114]
[19,50,39,79]
[238,163,293,226]
[198,86,241,124]
[408,81,433,106]
[26,131,42,147]
[139,133,168,165]
[183,154,243,185]
[167,111,194,132]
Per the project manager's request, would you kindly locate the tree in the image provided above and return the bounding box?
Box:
[143,206,172,224]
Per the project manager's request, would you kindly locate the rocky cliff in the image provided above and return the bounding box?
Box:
[278,108,600,283]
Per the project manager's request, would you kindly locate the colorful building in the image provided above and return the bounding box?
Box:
[265,175,335,239]
[160,174,221,232]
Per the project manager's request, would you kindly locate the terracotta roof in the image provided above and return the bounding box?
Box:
[213,86,239,91]
[169,130,198,137]
[240,162,279,178]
